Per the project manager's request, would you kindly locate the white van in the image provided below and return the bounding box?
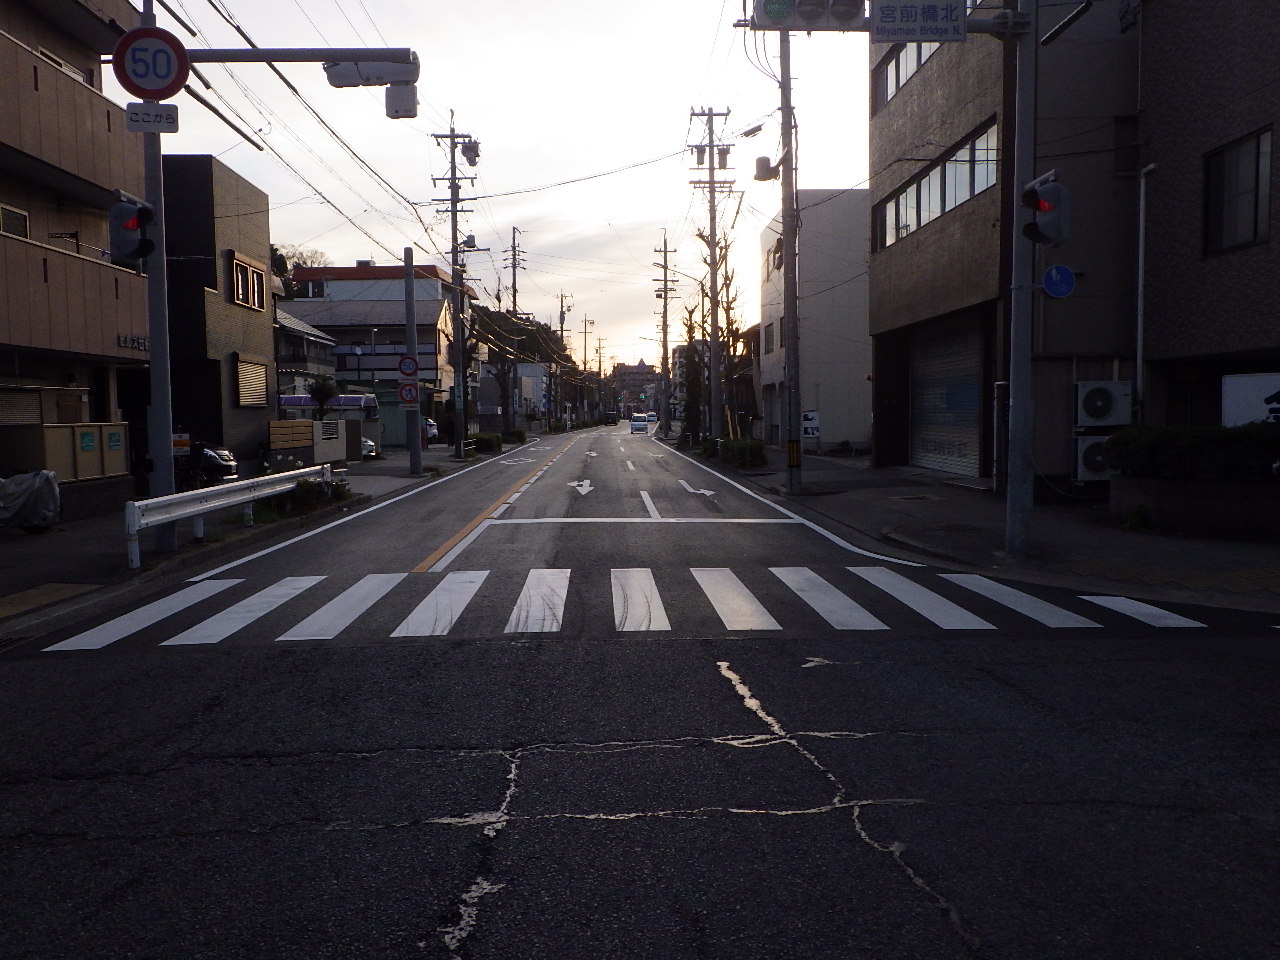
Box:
[630,414,649,434]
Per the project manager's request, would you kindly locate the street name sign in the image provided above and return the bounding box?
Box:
[870,1,967,42]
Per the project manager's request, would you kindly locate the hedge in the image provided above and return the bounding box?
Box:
[1104,423,1280,481]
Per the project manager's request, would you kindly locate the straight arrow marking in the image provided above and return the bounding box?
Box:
[568,480,594,495]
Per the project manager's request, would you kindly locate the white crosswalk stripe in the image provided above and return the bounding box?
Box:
[612,568,671,631]
[940,574,1103,628]
[163,576,324,645]
[771,567,888,630]
[1079,595,1207,627]
[38,566,1218,652]
[392,571,489,637]
[692,568,782,631]
[505,568,570,633]
[276,573,406,642]
[847,566,996,629]
[43,580,242,651]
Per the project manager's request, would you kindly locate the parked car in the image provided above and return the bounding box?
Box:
[646,411,657,422]
[605,412,619,425]
[630,414,649,434]
[361,437,378,459]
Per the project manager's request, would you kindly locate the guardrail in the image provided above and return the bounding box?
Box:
[125,465,330,568]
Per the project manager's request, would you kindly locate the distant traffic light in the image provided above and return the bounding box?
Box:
[108,200,155,268]
[1021,177,1070,247]
[753,0,863,30]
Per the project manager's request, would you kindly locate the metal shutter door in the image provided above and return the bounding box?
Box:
[910,324,981,476]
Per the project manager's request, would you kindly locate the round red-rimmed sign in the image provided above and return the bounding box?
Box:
[113,27,190,101]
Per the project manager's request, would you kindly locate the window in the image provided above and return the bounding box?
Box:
[1205,129,1271,255]
[764,323,776,354]
[1,205,30,239]
[874,122,998,250]
[231,259,266,309]
[236,359,268,406]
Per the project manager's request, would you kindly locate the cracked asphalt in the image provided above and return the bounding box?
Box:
[3,630,1279,959]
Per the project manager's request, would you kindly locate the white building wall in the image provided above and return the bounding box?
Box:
[759,189,872,451]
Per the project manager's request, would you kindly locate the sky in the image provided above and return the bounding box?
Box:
[108,0,870,369]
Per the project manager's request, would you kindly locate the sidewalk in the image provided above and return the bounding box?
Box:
[3,434,1278,637]
[728,444,1280,616]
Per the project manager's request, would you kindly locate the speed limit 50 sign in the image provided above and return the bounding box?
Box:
[113,27,190,101]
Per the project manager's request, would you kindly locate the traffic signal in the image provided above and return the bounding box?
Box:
[752,0,864,30]
[108,200,155,267]
[1021,178,1070,247]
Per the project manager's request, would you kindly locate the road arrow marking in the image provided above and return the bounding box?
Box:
[586,451,598,457]
[679,479,715,496]
[568,480,594,495]
[501,458,535,465]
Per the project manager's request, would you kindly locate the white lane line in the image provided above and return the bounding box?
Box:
[940,574,1102,628]
[847,566,995,629]
[1079,596,1207,627]
[392,571,490,637]
[626,461,636,471]
[639,491,661,519]
[692,568,782,631]
[162,576,325,645]
[666,445,923,566]
[43,579,244,651]
[276,573,407,641]
[505,569,571,633]
[611,569,671,631]
[429,519,494,574]
[771,567,888,630]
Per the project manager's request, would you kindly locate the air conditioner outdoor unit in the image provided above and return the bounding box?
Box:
[1074,435,1113,481]
[1075,380,1133,427]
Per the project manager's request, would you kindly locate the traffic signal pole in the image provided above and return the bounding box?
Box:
[1005,0,1038,559]
[141,0,177,551]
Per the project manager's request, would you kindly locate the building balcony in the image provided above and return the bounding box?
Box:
[1,233,147,359]
[0,30,143,203]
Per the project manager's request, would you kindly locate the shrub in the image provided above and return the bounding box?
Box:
[502,428,527,445]
[719,438,766,468]
[1105,423,1280,481]
[467,432,503,453]
[701,438,719,458]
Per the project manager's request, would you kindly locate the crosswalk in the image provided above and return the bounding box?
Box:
[39,565,1215,653]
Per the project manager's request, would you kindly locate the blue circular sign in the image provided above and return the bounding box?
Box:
[1042,264,1076,299]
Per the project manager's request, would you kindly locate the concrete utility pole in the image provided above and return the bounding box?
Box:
[778,30,803,494]
[691,107,731,441]
[505,226,524,316]
[403,247,422,476]
[654,231,677,438]
[557,292,572,427]
[432,116,477,460]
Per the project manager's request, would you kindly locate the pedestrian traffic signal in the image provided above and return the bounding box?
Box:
[1021,178,1070,247]
[108,200,155,267]
[752,0,864,30]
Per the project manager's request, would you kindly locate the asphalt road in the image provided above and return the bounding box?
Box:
[3,425,1278,959]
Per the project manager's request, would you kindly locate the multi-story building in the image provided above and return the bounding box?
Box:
[610,359,658,417]
[162,155,277,466]
[0,0,146,513]
[1137,2,1279,427]
[868,0,1140,481]
[284,261,461,445]
[758,188,872,452]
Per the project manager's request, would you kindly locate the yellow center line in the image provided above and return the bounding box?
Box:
[412,447,562,573]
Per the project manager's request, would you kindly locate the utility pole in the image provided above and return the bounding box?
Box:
[505,226,524,316]
[403,247,422,476]
[432,115,478,460]
[654,231,677,438]
[778,31,803,494]
[691,107,731,441]
[580,312,593,421]
[556,291,572,428]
